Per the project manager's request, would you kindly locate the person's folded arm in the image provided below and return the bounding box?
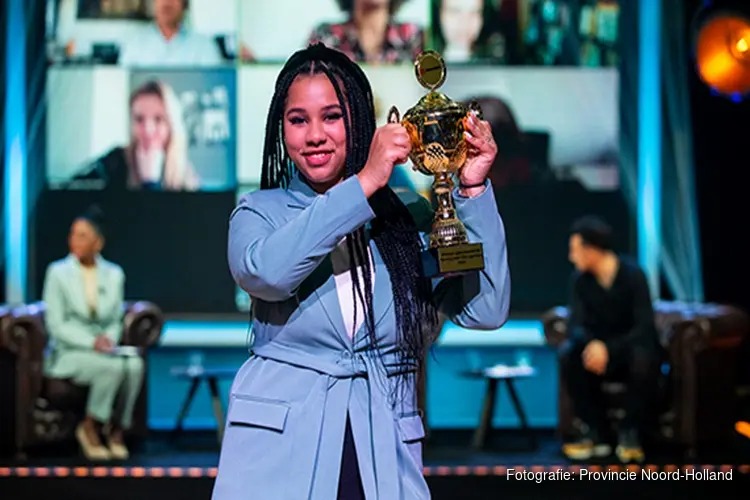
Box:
[102,267,125,344]
[42,266,96,350]
[604,268,655,358]
[228,176,375,302]
[567,276,594,345]
[426,181,511,330]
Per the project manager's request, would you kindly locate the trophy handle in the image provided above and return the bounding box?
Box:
[387,106,401,124]
[468,100,484,120]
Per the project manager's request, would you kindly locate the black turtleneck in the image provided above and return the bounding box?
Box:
[567,256,659,356]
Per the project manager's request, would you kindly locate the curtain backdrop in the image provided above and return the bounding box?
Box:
[659,0,704,301]
[618,0,704,301]
[0,0,6,304]
[25,0,48,301]
[2,0,45,303]
[618,0,639,251]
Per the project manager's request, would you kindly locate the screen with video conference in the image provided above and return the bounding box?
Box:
[40,0,628,314]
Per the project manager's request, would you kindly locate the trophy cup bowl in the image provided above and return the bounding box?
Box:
[388,51,485,278]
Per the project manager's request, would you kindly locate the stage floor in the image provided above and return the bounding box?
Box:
[2,431,748,499]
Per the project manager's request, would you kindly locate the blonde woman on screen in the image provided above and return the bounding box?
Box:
[70,80,199,191]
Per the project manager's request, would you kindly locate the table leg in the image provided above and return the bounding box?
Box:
[172,378,201,442]
[208,376,225,444]
[505,379,538,450]
[472,378,499,451]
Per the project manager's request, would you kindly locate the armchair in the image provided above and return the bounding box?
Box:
[543,301,749,458]
[0,300,164,460]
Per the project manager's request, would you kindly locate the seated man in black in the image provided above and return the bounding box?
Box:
[560,216,659,463]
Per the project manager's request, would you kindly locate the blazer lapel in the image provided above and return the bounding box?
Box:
[285,174,318,210]
[296,256,351,346]
[284,174,397,347]
[352,235,394,347]
[64,255,90,318]
[286,174,351,346]
[95,258,110,321]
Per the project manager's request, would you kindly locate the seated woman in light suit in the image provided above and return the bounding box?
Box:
[42,208,144,461]
[213,44,511,499]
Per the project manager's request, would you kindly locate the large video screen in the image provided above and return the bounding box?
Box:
[41,0,626,314]
[47,67,237,191]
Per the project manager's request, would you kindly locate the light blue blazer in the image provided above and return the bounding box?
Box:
[42,254,125,378]
[213,174,510,500]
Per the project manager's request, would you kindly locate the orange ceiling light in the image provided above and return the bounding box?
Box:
[695,13,750,96]
[737,421,750,439]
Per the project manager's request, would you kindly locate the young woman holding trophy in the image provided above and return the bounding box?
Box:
[213,43,510,499]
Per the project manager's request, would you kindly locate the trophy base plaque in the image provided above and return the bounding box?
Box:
[421,243,485,278]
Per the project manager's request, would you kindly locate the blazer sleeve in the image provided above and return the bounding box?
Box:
[429,181,511,330]
[103,266,126,344]
[42,265,97,350]
[228,176,376,302]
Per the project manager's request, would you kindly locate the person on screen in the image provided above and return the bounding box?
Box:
[431,0,509,64]
[560,216,659,463]
[71,80,199,191]
[522,0,580,66]
[118,0,223,67]
[462,96,532,187]
[307,0,424,64]
[211,43,510,499]
[42,208,144,461]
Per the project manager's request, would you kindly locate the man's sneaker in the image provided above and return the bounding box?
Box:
[562,430,611,460]
[615,429,645,463]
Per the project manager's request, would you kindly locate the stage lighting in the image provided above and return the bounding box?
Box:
[736,421,750,439]
[693,0,750,97]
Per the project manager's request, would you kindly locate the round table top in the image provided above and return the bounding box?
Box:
[459,364,536,380]
[170,366,239,379]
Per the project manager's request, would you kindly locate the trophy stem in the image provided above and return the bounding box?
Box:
[429,172,469,248]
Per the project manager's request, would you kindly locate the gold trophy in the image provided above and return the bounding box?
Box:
[388,51,484,278]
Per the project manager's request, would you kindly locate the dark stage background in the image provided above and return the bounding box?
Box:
[496,182,630,312]
[32,183,630,315]
[33,191,237,314]
[686,0,750,316]
[692,86,750,315]
[685,0,750,387]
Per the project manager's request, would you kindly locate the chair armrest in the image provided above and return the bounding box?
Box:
[657,301,749,353]
[0,304,13,350]
[541,306,569,347]
[1,302,50,449]
[1,302,49,359]
[122,301,165,348]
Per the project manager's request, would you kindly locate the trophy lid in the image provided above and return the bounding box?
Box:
[414,51,446,91]
[405,50,467,119]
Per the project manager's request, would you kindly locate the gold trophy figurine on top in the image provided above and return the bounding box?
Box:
[388,50,485,278]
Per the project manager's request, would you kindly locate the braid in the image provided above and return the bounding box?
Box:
[260,43,440,405]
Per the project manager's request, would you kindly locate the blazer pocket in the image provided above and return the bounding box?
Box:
[398,413,426,443]
[228,395,290,433]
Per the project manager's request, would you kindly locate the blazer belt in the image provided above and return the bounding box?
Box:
[254,342,407,498]
[252,343,418,379]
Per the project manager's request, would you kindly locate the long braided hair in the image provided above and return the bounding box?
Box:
[261,43,439,403]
